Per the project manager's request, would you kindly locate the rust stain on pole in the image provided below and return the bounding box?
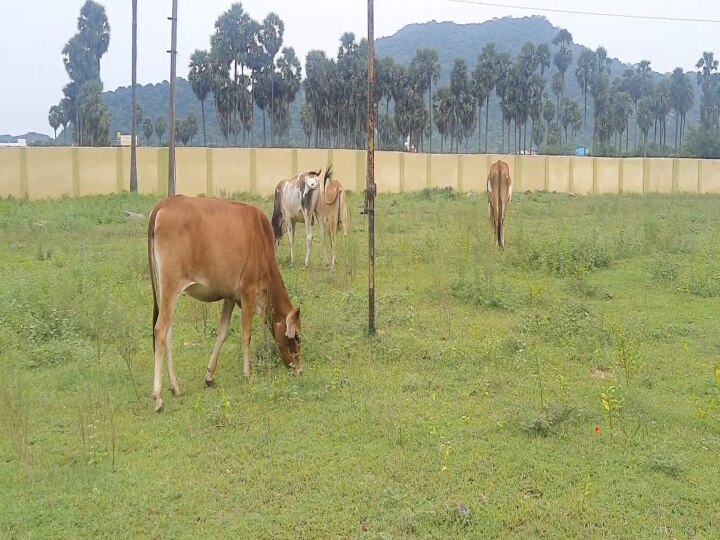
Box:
[167,0,178,197]
[367,0,376,335]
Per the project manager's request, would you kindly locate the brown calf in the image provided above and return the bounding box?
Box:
[148,195,302,412]
[322,165,349,272]
[487,159,513,248]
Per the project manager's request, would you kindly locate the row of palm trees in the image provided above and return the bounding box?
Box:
[184,8,705,157]
[51,2,716,158]
[187,4,302,148]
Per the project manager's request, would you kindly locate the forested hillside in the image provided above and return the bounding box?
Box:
[45,3,718,157]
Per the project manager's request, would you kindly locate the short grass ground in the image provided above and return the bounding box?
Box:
[1,188,720,538]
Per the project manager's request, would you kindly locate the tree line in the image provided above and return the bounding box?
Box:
[48,1,720,158]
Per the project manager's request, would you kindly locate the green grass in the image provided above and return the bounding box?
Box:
[1,189,720,538]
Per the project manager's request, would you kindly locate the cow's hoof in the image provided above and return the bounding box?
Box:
[205,377,215,387]
[170,385,181,397]
[154,398,164,413]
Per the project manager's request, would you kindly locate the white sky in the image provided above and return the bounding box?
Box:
[2,0,719,135]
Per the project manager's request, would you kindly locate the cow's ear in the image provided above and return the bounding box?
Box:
[285,307,301,339]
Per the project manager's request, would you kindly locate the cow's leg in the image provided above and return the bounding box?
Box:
[304,211,314,268]
[240,293,255,380]
[329,226,337,272]
[152,288,180,412]
[205,298,235,386]
[166,326,180,397]
[287,220,296,265]
[319,209,328,267]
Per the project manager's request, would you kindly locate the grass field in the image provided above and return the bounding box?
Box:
[1,188,720,538]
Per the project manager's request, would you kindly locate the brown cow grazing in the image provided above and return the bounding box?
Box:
[147,195,302,412]
[321,164,349,272]
[271,167,330,268]
[487,159,513,248]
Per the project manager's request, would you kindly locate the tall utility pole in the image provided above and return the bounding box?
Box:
[167,0,178,197]
[130,0,138,193]
[367,0,376,335]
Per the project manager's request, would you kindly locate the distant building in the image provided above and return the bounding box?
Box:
[0,138,27,148]
[114,132,140,147]
[575,147,590,157]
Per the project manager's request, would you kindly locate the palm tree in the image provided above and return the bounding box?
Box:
[543,99,555,134]
[48,106,62,140]
[274,46,302,145]
[300,102,313,147]
[529,74,546,150]
[696,52,719,130]
[449,58,474,152]
[493,52,513,153]
[304,49,331,147]
[77,80,110,146]
[143,118,154,145]
[471,59,489,153]
[433,86,452,152]
[188,49,212,146]
[155,116,167,146]
[551,72,563,127]
[58,98,70,143]
[637,97,653,156]
[575,48,595,123]
[77,0,110,73]
[669,68,694,149]
[260,13,284,147]
[611,90,632,153]
[552,29,573,113]
[536,44,551,75]
[375,56,395,150]
[410,49,441,152]
[477,43,499,152]
[653,80,672,149]
[631,60,653,147]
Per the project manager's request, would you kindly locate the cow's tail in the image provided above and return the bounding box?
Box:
[147,206,160,352]
[324,163,333,189]
[271,185,283,241]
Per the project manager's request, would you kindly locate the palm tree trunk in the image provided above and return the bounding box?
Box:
[477,103,482,153]
[262,109,267,147]
[501,117,505,153]
[428,77,433,153]
[201,100,207,147]
[270,75,275,148]
[626,122,629,154]
[484,95,490,153]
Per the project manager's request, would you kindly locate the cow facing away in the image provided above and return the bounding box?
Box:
[148,195,302,412]
[487,159,513,248]
[322,164,349,272]
[271,167,329,268]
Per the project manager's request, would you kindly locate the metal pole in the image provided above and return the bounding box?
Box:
[167,0,178,197]
[367,0,376,335]
[130,0,138,193]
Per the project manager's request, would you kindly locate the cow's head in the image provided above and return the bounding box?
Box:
[273,306,302,375]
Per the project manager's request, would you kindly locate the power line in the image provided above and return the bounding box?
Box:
[447,0,720,24]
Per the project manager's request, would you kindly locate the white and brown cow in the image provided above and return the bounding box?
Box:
[271,167,330,268]
[147,195,302,412]
[487,159,513,248]
[322,165,349,272]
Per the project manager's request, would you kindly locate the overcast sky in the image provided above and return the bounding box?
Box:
[2,0,719,135]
